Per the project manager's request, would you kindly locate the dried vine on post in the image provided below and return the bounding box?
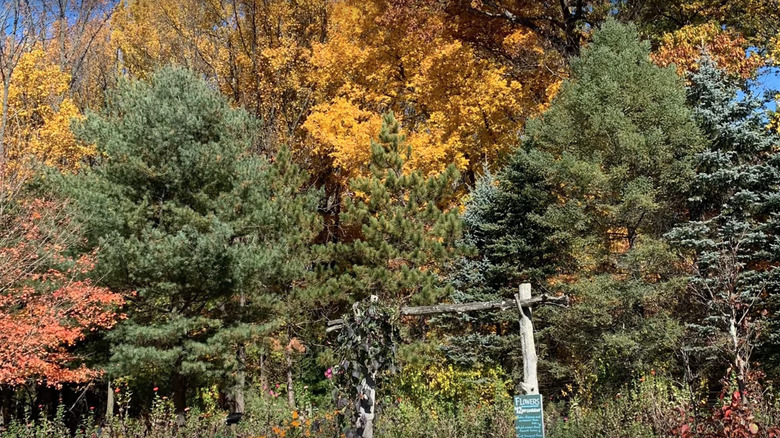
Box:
[332,297,400,438]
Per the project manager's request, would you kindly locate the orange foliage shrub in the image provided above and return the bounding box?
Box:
[0,172,123,386]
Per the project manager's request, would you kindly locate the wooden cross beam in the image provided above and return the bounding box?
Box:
[326,284,567,397]
[326,291,566,332]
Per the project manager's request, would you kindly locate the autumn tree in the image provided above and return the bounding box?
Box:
[66,67,321,417]
[0,168,123,424]
[110,0,328,150]
[49,0,118,110]
[0,1,48,163]
[4,49,93,173]
[652,23,764,79]
[305,0,558,183]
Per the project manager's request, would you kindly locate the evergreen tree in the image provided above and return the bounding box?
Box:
[518,19,702,396]
[321,112,464,308]
[527,19,703,264]
[320,112,464,437]
[667,57,779,397]
[65,67,321,415]
[442,150,560,380]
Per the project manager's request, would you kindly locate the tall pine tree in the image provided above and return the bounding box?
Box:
[515,19,702,397]
[320,112,464,438]
[66,67,321,416]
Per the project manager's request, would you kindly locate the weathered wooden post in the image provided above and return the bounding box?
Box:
[516,283,538,395]
[513,283,544,438]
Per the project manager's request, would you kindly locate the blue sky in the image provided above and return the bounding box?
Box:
[753,66,780,111]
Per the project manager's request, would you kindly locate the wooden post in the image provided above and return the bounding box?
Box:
[106,379,114,418]
[516,283,539,395]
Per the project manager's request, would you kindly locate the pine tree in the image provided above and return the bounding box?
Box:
[322,112,464,308]
[527,19,703,264]
[320,112,464,438]
[667,57,779,397]
[514,19,703,396]
[65,67,321,416]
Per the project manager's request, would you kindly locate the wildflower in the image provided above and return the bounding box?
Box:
[270,390,276,397]
[325,368,333,379]
[114,387,121,393]
[291,420,301,428]
[90,406,95,411]
[651,369,656,376]
[292,411,299,420]
[153,386,159,392]
[38,404,43,409]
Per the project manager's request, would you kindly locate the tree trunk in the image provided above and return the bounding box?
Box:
[286,347,296,408]
[171,372,188,426]
[233,344,246,414]
[0,386,12,428]
[516,283,539,395]
[231,291,246,414]
[0,78,11,166]
[355,374,376,438]
[730,313,747,400]
[260,351,268,395]
[57,0,67,70]
[106,380,114,418]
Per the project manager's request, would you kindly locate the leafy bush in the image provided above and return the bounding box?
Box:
[547,373,692,438]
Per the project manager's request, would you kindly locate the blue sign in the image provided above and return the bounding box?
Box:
[514,394,544,438]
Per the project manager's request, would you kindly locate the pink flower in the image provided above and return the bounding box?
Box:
[325,368,333,379]
[153,387,159,392]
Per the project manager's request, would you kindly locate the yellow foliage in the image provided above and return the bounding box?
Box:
[111,0,327,146]
[398,362,510,407]
[306,0,556,181]
[110,0,562,186]
[302,98,382,179]
[4,49,91,172]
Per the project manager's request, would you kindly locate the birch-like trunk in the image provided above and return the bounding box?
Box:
[0,78,10,165]
[516,283,539,395]
[286,347,296,408]
[355,374,376,438]
[730,313,747,399]
[106,380,114,418]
